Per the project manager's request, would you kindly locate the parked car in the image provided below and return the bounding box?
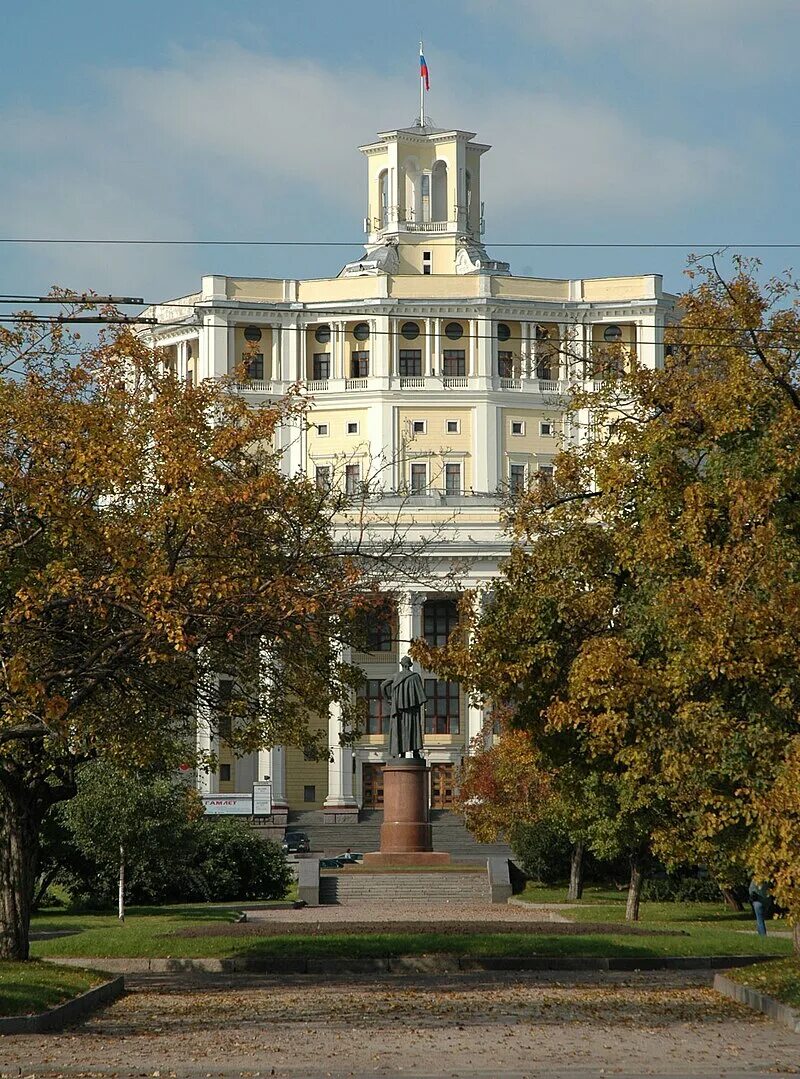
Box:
[282,831,310,854]
[319,856,345,869]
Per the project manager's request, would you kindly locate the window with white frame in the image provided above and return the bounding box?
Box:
[537,463,555,479]
[315,465,332,491]
[345,463,360,496]
[509,462,526,492]
[347,421,359,435]
[410,462,427,493]
[445,462,461,495]
[540,420,554,436]
[412,419,426,434]
[511,420,525,436]
[446,419,460,434]
[316,423,329,436]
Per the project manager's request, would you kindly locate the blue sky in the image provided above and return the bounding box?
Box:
[2,0,799,302]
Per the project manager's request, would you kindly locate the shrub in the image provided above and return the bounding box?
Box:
[511,820,572,884]
[186,818,292,902]
[641,871,724,903]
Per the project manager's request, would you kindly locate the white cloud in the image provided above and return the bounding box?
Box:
[0,42,741,295]
[468,0,800,71]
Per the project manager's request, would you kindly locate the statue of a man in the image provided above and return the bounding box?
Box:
[381,656,426,759]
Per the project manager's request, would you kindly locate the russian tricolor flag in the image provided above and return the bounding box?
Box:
[420,50,430,91]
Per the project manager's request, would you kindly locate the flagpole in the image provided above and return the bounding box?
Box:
[419,39,425,127]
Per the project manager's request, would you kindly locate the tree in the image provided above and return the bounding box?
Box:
[63,762,199,920]
[424,260,800,939]
[0,299,410,958]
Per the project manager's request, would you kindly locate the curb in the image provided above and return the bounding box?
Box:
[44,955,777,976]
[714,973,800,1034]
[0,975,124,1035]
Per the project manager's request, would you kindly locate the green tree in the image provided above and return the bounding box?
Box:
[63,762,198,920]
[0,299,405,958]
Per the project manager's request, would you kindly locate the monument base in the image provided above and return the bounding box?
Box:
[363,757,451,868]
[362,850,451,867]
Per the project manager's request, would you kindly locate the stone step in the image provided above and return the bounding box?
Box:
[319,870,491,904]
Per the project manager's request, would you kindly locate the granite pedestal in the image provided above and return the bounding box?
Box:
[362,758,451,867]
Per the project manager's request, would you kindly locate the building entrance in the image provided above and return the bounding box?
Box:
[362,762,385,808]
[430,763,456,809]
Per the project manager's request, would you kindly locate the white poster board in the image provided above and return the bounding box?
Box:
[201,793,253,815]
[252,781,273,816]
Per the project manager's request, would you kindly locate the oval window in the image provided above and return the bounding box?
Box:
[353,322,370,341]
[401,321,420,340]
[315,324,331,344]
[444,322,463,341]
[244,325,262,342]
[497,323,511,342]
[603,324,623,342]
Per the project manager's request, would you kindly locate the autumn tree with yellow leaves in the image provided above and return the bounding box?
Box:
[426,260,800,946]
[0,304,408,960]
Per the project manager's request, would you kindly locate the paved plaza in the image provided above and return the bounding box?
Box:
[2,970,798,1079]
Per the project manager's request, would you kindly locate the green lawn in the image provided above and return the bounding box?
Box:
[0,960,104,1017]
[28,897,792,962]
[727,958,800,1009]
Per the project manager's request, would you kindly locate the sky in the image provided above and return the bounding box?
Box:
[1,0,799,304]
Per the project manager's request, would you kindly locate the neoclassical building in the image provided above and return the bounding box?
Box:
[144,117,675,827]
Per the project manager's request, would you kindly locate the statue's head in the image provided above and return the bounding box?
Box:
[400,656,412,669]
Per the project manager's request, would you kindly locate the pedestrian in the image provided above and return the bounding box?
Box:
[748,878,770,936]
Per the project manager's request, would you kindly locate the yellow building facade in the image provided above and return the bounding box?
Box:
[145,118,676,827]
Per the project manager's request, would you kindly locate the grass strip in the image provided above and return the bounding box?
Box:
[726,957,800,1009]
[0,960,103,1017]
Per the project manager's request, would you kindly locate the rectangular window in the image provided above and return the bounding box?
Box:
[316,422,329,436]
[446,419,460,434]
[410,462,427,493]
[312,353,330,379]
[442,350,466,376]
[511,421,525,436]
[509,463,526,492]
[315,465,331,491]
[412,420,426,434]
[423,264,432,275]
[345,463,361,496]
[347,421,359,435]
[424,678,460,735]
[540,421,554,436]
[358,678,388,734]
[399,349,422,376]
[423,599,459,647]
[445,463,461,496]
[220,763,231,782]
[303,785,316,803]
[538,464,555,479]
[498,351,514,379]
[244,352,264,380]
[366,615,393,652]
[351,351,369,377]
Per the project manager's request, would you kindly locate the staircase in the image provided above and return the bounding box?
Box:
[287,808,512,861]
[319,868,490,904]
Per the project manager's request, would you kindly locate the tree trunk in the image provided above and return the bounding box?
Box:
[118,846,125,923]
[625,856,644,922]
[0,785,42,960]
[793,921,800,957]
[720,887,744,912]
[567,841,585,901]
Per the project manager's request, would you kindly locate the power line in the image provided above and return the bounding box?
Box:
[0,237,799,249]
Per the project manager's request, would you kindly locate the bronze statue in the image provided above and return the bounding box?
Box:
[381,656,426,758]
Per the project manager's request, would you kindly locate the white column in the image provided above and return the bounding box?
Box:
[271,324,282,383]
[324,642,358,819]
[266,745,287,806]
[425,318,435,377]
[567,322,585,383]
[466,696,487,752]
[281,323,301,382]
[397,592,425,663]
[200,313,229,380]
[227,325,237,375]
[332,321,345,382]
[196,710,212,794]
[372,316,389,382]
[473,400,499,493]
[475,316,491,389]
